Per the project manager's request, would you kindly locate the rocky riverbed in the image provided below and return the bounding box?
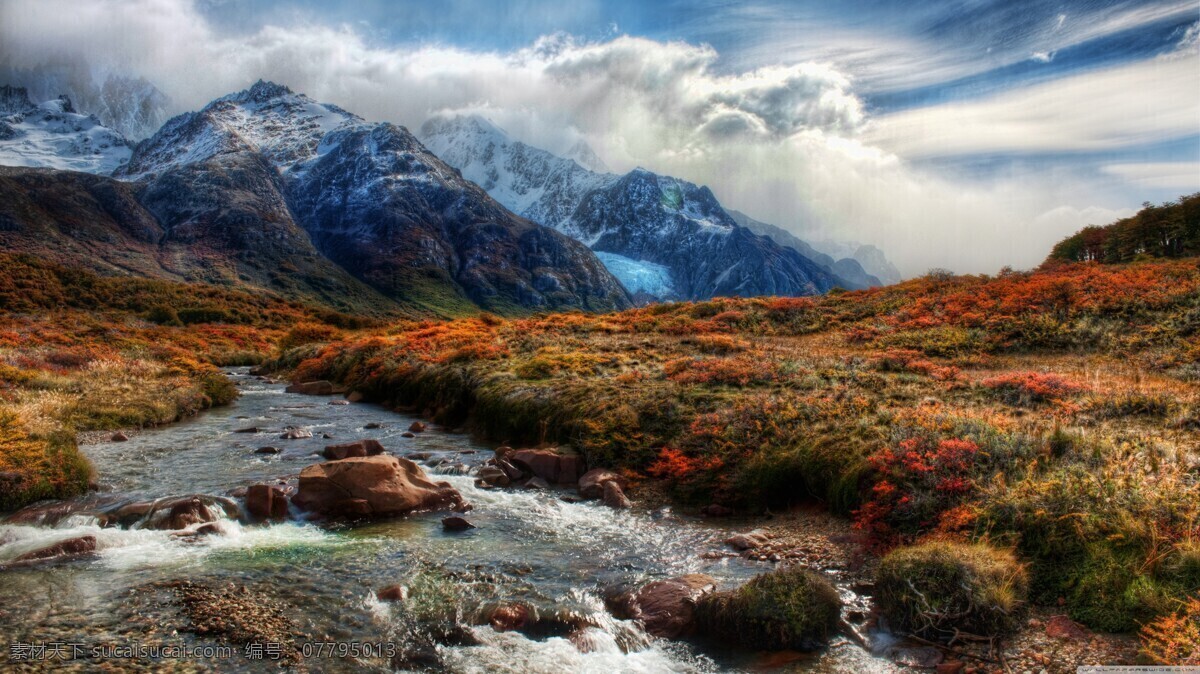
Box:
[0,369,1138,672]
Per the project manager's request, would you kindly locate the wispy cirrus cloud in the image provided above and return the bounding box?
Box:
[864,52,1200,158]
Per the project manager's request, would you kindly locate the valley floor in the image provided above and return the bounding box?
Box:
[2,255,1198,666]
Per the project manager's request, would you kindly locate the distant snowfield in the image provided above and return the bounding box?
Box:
[594,251,675,298]
[0,98,131,174]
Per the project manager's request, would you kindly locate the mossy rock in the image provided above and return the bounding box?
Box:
[696,566,841,651]
[877,541,1028,640]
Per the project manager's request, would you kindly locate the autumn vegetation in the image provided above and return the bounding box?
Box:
[274,256,1200,649]
[0,253,371,510]
[1049,192,1199,264]
[3,233,1199,658]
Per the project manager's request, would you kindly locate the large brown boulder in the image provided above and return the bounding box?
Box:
[14,535,97,562]
[322,439,385,460]
[291,456,469,518]
[624,574,717,638]
[508,448,586,485]
[285,380,335,395]
[578,469,625,499]
[245,484,289,520]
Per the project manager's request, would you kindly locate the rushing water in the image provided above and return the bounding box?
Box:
[0,370,897,673]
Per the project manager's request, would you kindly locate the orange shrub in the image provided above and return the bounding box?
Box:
[663,355,779,386]
[981,371,1088,405]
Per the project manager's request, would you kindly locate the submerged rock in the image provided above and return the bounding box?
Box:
[13,535,97,563]
[285,380,334,395]
[291,455,470,518]
[254,446,280,455]
[280,427,313,440]
[701,504,734,517]
[486,602,533,632]
[136,495,239,531]
[441,516,475,531]
[476,466,510,488]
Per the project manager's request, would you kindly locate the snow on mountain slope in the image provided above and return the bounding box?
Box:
[421,114,854,300]
[114,81,631,315]
[0,58,170,140]
[419,114,615,238]
[116,80,362,179]
[0,86,131,174]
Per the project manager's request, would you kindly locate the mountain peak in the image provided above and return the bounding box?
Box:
[420,113,510,144]
[564,138,608,173]
[236,79,294,103]
[120,82,363,178]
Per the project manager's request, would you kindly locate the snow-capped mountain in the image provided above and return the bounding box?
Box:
[420,114,863,300]
[0,58,170,140]
[420,115,614,237]
[0,85,132,174]
[116,81,360,179]
[108,81,629,315]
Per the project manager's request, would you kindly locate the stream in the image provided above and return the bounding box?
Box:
[0,369,899,672]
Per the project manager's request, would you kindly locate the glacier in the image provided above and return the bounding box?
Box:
[594,251,676,298]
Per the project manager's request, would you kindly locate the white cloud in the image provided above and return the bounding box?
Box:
[865,54,1200,158]
[1102,162,1200,190]
[0,0,1191,277]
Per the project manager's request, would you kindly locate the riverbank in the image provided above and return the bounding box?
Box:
[0,253,372,511]
[1,371,819,672]
[272,260,1200,661]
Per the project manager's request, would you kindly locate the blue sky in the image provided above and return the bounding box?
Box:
[2,0,1198,273]
[189,0,1197,200]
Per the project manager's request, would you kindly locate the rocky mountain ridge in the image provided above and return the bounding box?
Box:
[0,81,631,316]
[420,114,881,300]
